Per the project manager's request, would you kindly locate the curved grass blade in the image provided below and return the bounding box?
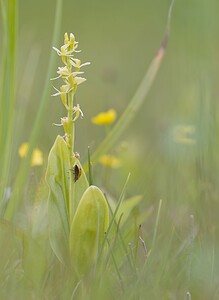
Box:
[85,0,175,170]
[4,0,63,220]
[0,0,17,213]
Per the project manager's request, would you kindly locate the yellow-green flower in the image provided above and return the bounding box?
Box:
[91,109,117,125]
[51,32,90,98]
[18,143,43,166]
[99,154,121,168]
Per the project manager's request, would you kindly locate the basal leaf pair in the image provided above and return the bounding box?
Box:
[46,135,109,277]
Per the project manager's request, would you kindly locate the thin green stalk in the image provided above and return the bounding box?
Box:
[97,174,136,275]
[126,201,163,300]
[0,0,17,210]
[4,0,63,220]
[103,212,123,270]
[151,199,163,251]
[0,0,7,163]
[104,192,137,275]
[106,238,124,293]
[98,173,131,262]
[87,146,93,186]
[68,90,75,222]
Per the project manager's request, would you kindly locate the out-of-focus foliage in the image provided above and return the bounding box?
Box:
[1,0,219,299]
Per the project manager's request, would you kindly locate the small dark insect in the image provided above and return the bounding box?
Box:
[71,164,82,182]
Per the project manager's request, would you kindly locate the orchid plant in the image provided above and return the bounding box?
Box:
[45,33,109,277]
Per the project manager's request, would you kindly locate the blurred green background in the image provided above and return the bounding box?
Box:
[1,0,219,298]
[16,0,219,195]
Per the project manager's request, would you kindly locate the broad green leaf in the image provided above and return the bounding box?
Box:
[72,159,89,213]
[45,135,70,264]
[69,185,109,277]
[45,135,89,264]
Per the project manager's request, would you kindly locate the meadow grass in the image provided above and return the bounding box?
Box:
[0,0,219,299]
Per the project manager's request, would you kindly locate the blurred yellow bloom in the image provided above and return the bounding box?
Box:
[18,143,43,166]
[18,143,29,158]
[91,109,117,125]
[173,125,196,145]
[32,149,44,166]
[99,154,121,168]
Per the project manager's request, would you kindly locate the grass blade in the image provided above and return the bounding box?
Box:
[0,0,17,211]
[85,0,175,170]
[4,0,63,220]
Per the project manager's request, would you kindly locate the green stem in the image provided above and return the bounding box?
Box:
[4,0,63,220]
[68,90,75,225]
[151,199,163,251]
[0,0,17,213]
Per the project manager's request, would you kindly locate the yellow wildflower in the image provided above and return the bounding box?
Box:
[18,143,29,158]
[18,143,43,166]
[91,109,117,125]
[99,154,121,168]
[32,149,44,166]
[173,125,196,145]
